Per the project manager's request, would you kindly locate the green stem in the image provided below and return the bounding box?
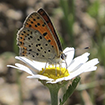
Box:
[40,80,69,105]
[46,83,60,105]
[49,86,59,105]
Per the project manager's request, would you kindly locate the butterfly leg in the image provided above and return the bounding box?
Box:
[64,60,68,73]
[41,62,47,74]
[55,64,57,76]
[59,63,62,75]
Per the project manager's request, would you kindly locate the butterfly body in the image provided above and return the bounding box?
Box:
[17,8,66,64]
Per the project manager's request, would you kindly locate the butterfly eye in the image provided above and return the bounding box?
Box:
[60,53,67,60]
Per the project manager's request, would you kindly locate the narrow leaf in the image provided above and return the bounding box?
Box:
[59,76,81,105]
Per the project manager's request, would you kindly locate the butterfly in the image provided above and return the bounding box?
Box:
[17,8,66,64]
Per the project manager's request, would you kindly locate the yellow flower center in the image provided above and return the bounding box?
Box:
[39,66,70,80]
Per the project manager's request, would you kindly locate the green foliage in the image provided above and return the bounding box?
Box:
[60,0,75,47]
[59,77,81,105]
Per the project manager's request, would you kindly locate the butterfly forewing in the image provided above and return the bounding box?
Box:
[23,11,60,56]
[38,8,62,52]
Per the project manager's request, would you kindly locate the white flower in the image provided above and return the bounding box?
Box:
[7,47,99,84]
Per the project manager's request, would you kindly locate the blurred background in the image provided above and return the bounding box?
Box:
[0,0,105,105]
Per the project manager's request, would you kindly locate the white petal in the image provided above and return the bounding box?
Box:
[62,47,75,67]
[65,67,85,80]
[7,65,19,69]
[27,75,53,81]
[84,66,97,72]
[15,63,36,75]
[15,56,45,71]
[65,59,99,81]
[80,58,99,72]
[7,64,34,75]
[68,52,90,73]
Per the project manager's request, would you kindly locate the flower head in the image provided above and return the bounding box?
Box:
[7,47,99,84]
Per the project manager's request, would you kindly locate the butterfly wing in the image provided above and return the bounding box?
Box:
[24,11,60,55]
[38,8,62,52]
[17,27,58,63]
[17,9,62,63]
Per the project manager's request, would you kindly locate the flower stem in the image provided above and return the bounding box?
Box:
[46,84,60,105]
[40,80,69,105]
[49,86,59,105]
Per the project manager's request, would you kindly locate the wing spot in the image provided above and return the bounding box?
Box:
[48,39,51,42]
[31,21,33,24]
[36,44,41,47]
[36,53,39,56]
[39,36,42,39]
[37,17,40,19]
[37,49,40,51]
[37,23,40,26]
[35,25,37,27]
[29,25,32,27]
[23,31,26,33]
[45,44,48,46]
[33,18,36,21]
[48,50,50,52]
[29,49,32,51]
[32,55,35,57]
[46,21,49,23]
[29,45,31,47]
[30,31,32,34]
[28,37,30,40]
[20,37,22,39]
[44,51,46,53]
[40,47,43,49]
[38,44,41,46]
[42,24,45,27]
[43,32,47,36]
[42,55,44,57]
[42,22,46,27]
[37,39,40,41]
[20,41,24,45]
[30,36,33,38]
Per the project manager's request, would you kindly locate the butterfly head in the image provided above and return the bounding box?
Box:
[60,53,67,61]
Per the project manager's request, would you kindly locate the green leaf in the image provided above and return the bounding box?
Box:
[59,76,81,105]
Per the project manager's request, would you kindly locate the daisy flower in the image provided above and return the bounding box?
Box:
[7,47,99,105]
[7,47,99,84]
